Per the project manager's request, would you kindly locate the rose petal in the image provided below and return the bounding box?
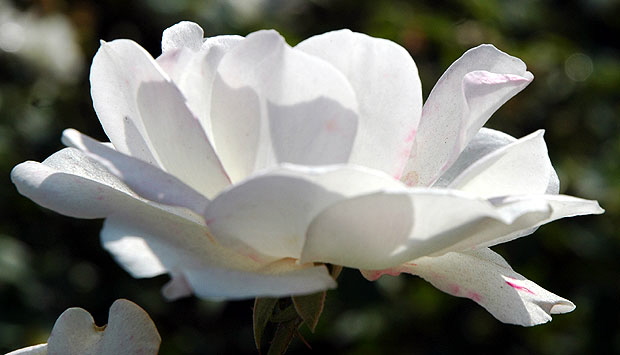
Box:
[100,203,265,282]
[91,39,230,197]
[102,205,336,300]
[296,29,423,178]
[436,129,555,246]
[157,30,243,142]
[161,21,204,53]
[12,144,335,299]
[210,29,360,182]
[90,39,166,166]
[11,148,138,219]
[177,262,336,300]
[475,194,604,249]
[448,130,553,197]
[402,44,533,187]
[302,189,537,269]
[435,128,560,196]
[371,248,576,326]
[135,79,231,197]
[102,234,167,279]
[434,128,516,187]
[302,189,602,269]
[204,164,406,259]
[62,129,209,214]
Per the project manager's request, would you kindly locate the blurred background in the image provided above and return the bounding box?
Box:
[0,0,618,353]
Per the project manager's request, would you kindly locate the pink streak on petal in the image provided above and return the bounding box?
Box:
[505,280,535,295]
[392,129,418,180]
[405,129,417,143]
[467,291,483,303]
[393,148,413,180]
[447,284,461,296]
[402,171,419,186]
[364,267,406,281]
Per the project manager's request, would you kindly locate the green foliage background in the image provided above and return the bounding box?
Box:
[1,0,618,353]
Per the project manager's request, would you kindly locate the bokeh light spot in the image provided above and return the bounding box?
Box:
[565,53,594,82]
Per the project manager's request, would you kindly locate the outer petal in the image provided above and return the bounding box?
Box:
[204,164,407,259]
[210,29,360,182]
[473,194,604,249]
[11,145,334,299]
[448,130,553,197]
[178,261,336,300]
[366,249,576,326]
[101,201,336,300]
[157,28,243,141]
[46,299,161,354]
[62,129,209,215]
[402,45,534,187]
[301,190,602,269]
[296,30,423,178]
[11,148,138,219]
[302,189,541,269]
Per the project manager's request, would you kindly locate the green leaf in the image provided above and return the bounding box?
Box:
[253,297,278,351]
[269,303,298,323]
[266,317,303,355]
[292,291,326,332]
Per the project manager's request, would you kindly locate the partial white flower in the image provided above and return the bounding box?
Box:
[7,299,160,355]
[11,21,603,326]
